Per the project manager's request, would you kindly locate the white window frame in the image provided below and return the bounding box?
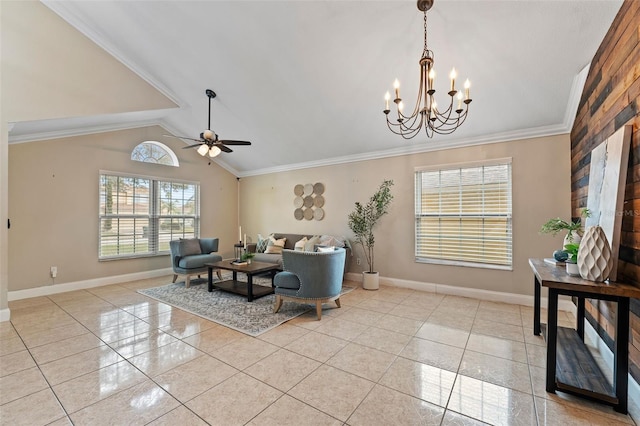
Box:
[99,171,199,260]
[414,158,513,270]
[131,141,180,167]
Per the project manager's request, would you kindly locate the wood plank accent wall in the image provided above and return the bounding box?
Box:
[570,0,640,382]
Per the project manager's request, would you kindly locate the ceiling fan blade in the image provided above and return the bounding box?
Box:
[182,143,204,149]
[218,144,233,153]
[164,134,203,143]
[219,140,251,145]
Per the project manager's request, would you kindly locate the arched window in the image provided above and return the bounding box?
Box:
[131,141,179,167]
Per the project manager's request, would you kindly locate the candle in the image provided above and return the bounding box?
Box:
[457,91,463,109]
[428,69,435,89]
[464,79,470,100]
[239,226,242,242]
[450,68,457,92]
[244,234,247,248]
[384,91,390,110]
[393,79,400,99]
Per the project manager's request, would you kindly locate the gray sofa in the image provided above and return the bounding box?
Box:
[246,233,351,276]
[169,238,222,287]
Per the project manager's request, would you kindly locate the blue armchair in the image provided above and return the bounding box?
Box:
[273,247,346,320]
[169,238,222,288]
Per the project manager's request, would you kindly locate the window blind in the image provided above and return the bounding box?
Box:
[414,161,512,269]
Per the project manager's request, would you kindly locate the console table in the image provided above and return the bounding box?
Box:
[530,258,640,414]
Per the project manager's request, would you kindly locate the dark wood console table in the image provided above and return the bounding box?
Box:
[530,258,640,414]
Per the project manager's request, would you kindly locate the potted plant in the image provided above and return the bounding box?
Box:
[564,243,580,276]
[241,251,255,264]
[540,208,591,246]
[347,179,394,290]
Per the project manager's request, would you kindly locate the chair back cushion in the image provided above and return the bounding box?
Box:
[279,248,346,299]
[199,238,219,253]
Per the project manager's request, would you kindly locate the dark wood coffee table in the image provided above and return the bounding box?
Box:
[205,260,280,302]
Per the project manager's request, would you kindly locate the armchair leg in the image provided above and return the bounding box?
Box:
[217,270,222,280]
[172,274,178,283]
[274,295,283,313]
[186,276,191,289]
[335,298,341,308]
[315,301,323,320]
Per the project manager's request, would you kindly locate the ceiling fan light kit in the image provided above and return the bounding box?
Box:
[384,0,472,139]
[164,88,251,158]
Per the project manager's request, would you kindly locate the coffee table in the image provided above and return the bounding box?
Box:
[205,260,280,302]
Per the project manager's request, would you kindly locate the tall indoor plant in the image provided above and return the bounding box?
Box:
[348,179,394,290]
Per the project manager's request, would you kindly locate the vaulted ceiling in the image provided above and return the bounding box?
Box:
[9,1,622,176]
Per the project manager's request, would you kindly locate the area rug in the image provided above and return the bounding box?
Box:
[138,273,354,336]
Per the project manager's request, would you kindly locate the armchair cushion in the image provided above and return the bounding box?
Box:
[273,271,301,290]
[178,253,221,269]
[180,238,202,256]
[199,238,219,254]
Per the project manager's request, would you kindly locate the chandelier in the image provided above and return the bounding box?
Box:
[384,0,472,139]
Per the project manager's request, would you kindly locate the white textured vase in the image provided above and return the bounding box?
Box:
[362,272,379,290]
[577,225,612,282]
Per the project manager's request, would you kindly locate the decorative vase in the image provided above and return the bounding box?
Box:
[577,225,612,282]
[362,271,379,290]
[566,262,580,276]
[563,230,582,247]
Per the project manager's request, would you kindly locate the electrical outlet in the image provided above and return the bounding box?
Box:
[50,266,57,278]
[356,258,361,266]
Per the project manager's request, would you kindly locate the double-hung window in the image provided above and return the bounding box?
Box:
[414,159,512,269]
[99,172,199,259]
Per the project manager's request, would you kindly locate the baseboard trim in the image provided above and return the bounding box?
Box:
[8,268,173,301]
[0,308,10,322]
[345,272,575,312]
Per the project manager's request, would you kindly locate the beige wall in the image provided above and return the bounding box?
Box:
[241,134,571,296]
[8,126,238,291]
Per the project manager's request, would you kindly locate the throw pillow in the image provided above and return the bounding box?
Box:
[265,237,286,254]
[319,235,346,248]
[256,234,270,253]
[180,238,202,256]
[316,246,335,253]
[294,237,308,251]
[304,235,321,252]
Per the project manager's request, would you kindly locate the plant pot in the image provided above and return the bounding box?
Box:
[362,271,379,290]
[566,262,579,276]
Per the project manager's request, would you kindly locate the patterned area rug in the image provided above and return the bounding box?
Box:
[138,273,354,336]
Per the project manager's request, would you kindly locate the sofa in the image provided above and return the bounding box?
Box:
[169,238,222,288]
[246,233,351,276]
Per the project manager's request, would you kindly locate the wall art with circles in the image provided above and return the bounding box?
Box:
[294,182,325,220]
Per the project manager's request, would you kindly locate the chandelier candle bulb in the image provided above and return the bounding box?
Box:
[464,79,470,100]
[457,91,463,110]
[428,69,435,89]
[384,92,390,110]
[393,79,400,99]
[450,68,456,92]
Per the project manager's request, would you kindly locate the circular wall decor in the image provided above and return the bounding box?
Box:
[294,197,303,208]
[294,184,304,196]
[303,183,313,196]
[313,194,325,208]
[294,182,326,221]
[294,208,304,220]
[314,208,324,221]
[313,182,325,195]
[303,208,314,220]
[303,196,314,208]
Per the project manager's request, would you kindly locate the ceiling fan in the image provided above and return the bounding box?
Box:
[164,89,251,158]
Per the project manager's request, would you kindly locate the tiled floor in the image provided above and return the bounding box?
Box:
[1,276,637,425]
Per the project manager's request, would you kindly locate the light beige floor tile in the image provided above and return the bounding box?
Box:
[8,296,54,310]
[286,311,332,330]
[182,325,245,354]
[398,292,445,310]
[29,332,105,365]
[0,322,19,341]
[285,331,349,362]
[288,364,375,422]
[120,299,174,318]
[96,318,154,344]
[535,396,634,425]
[459,351,532,394]
[374,313,424,336]
[128,340,204,377]
[416,323,471,348]
[0,336,26,357]
[466,333,528,363]
[327,342,396,381]
[159,317,217,339]
[20,322,89,349]
[247,394,342,426]
[257,323,310,347]
[400,337,464,372]
[356,298,398,313]
[352,326,412,354]
[524,331,546,347]
[0,388,66,426]
[108,329,178,359]
[154,354,237,402]
[0,366,49,405]
[479,300,521,314]
[11,315,80,337]
[448,375,536,425]
[472,318,524,342]
[369,287,415,304]
[348,384,445,425]
[441,409,490,425]
[427,311,475,331]
[379,357,456,407]
[210,336,279,370]
[335,307,385,326]
[147,406,209,425]
[526,342,547,368]
[440,295,480,310]
[52,360,146,413]
[39,345,124,386]
[47,416,74,426]
[244,348,320,392]
[314,317,368,341]
[47,290,96,304]
[0,350,36,377]
[475,309,523,326]
[387,304,434,321]
[75,309,138,332]
[186,372,282,425]
[69,380,180,426]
